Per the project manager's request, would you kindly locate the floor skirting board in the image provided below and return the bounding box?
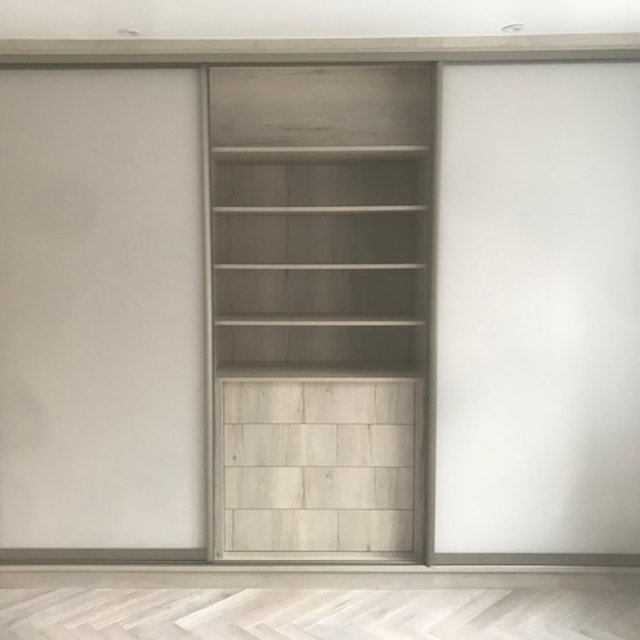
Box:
[0,549,206,564]
[2,565,640,590]
[434,554,640,567]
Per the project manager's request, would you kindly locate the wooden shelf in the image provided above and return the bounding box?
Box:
[216,362,423,381]
[214,263,425,271]
[213,205,426,215]
[212,145,428,163]
[216,314,425,327]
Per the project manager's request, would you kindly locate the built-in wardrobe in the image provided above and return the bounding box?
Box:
[210,66,432,561]
[1,59,640,568]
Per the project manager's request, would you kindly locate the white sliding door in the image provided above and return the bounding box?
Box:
[0,70,205,549]
[436,63,640,554]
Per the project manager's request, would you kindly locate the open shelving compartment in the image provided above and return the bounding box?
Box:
[210,67,431,378]
[212,162,428,376]
[210,64,433,561]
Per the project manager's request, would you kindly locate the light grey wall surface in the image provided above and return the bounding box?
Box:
[0,69,205,548]
[436,63,640,553]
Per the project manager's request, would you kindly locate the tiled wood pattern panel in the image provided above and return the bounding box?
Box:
[228,510,338,552]
[223,381,416,556]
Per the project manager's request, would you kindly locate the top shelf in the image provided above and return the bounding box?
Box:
[216,361,423,381]
[212,205,426,215]
[211,145,429,163]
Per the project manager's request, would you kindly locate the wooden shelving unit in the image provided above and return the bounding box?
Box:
[209,64,432,561]
[212,188,428,369]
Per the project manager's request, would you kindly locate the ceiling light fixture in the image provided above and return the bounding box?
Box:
[117,28,142,38]
[501,23,525,34]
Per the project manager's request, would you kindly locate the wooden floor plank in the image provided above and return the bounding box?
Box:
[1,588,640,639]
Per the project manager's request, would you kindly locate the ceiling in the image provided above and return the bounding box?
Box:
[1,0,640,40]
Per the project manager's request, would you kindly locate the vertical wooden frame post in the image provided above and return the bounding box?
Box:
[424,62,443,566]
[200,66,217,562]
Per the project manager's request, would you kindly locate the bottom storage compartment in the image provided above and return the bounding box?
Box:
[220,380,424,561]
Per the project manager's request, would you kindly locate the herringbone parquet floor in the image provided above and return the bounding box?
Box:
[1,587,640,639]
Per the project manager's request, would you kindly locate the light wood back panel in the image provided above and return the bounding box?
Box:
[215,213,420,264]
[218,326,416,365]
[214,162,420,207]
[216,270,418,315]
[209,66,431,147]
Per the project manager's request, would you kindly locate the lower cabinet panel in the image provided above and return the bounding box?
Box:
[221,381,421,561]
[227,510,338,552]
[338,511,414,552]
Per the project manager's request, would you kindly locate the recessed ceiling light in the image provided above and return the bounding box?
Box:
[117,28,142,38]
[501,23,525,34]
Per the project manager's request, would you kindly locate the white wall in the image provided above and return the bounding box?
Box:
[2,0,640,39]
[436,63,640,554]
[0,69,205,548]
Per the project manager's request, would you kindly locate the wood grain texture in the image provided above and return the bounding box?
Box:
[215,213,419,265]
[214,163,419,207]
[211,145,428,163]
[209,66,431,147]
[338,510,414,551]
[216,269,417,316]
[303,383,377,424]
[225,424,338,466]
[227,510,338,551]
[2,587,640,639]
[303,468,413,509]
[304,382,415,424]
[225,468,304,509]
[218,326,416,366]
[227,423,416,468]
[226,467,413,511]
[337,424,414,467]
[223,382,303,423]
[374,468,415,510]
[375,382,415,424]
[222,382,419,556]
[209,64,429,558]
[224,380,414,421]
[303,468,377,509]
[215,214,287,264]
